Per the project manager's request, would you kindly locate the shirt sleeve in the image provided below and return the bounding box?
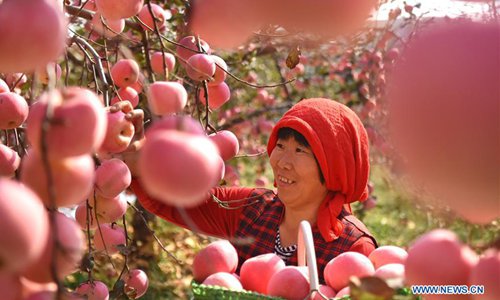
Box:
[348,236,377,256]
[129,179,256,239]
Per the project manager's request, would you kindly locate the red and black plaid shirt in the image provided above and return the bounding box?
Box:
[131,181,377,284]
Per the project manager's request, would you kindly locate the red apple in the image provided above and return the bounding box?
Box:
[186,54,216,81]
[176,36,210,64]
[192,240,238,282]
[137,3,167,31]
[110,86,139,107]
[75,280,109,300]
[0,92,29,129]
[0,273,22,300]
[368,245,408,269]
[202,272,243,291]
[335,286,350,298]
[147,81,187,115]
[0,179,49,274]
[310,284,336,300]
[93,224,126,255]
[267,266,310,300]
[208,55,228,86]
[23,212,85,283]
[75,201,97,230]
[99,109,135,154]
[26,87,107,158]
[405,229,478,300]
[374,263,405,281]
[150,51,176,76]
[240,253,285,294]
[470,248,499,300]
[209,130,239,161]
[324,252,375,291]
[95,0,143,20]
[145,115,205,138]
[0,143,21,177]
[0,0,67,73]
[89,192,128,223]
[198,82,231,110]
[125,269,149,299]
[110,59,140,88]
[138,130,221,207]
[89,13,125,38]
[95,158,132,198]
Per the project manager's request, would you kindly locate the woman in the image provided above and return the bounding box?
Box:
[128,97,377,283]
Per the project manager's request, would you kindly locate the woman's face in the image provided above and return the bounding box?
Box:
[269,137,328,208]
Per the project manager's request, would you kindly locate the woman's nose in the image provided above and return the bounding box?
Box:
[277,152,293,170]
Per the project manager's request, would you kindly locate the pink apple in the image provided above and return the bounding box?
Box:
[0,0,67,73]
[111,59,140,88]
[192,240,238,282]
[137,3,167,31]
[0,92,29,129]
[405,229,478,300]
[0,179,49,274]
[368,245,408,269]
[26,87,107,158]
[95,158,132,198]
[240,253,285,294]
[209,130,239,161]
[267,266,310,300]
[75,280,109,300]
[335,286,350,298]
[95,0,143,20]
[0,273,22,300]
[89,13,125,38]
[208,55,228,86]
[23,212,85,283]
[93,224,126,255]
[110,86,140,107]
[470,248,499,300]
[374,263,405,281]
[125,269,149,299]
[186,54,216,81]
[198,82,231,110]
[138,130,221,207]
[20,150,95,207]
[176,36,210,64]
[99,109,135,154]
[75,201,97,230]
[89,192,128,223]
[310,284,336,300]
[150,51,176,76]
[324,252,375,291]
[0,143,21,177]
[202,272,243,291]
[147,81,187,115]
[145,115,205,138]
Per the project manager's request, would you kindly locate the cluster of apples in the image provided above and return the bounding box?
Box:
[193,233,499,300]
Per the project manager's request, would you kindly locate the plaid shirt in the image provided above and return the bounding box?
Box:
[233,189,377,284]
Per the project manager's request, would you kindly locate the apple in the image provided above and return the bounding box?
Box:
[0,179,49,274]
[198,82,231,110]
[110,59,140,88]
[150,51,176,76]
[23,212,85,283]
[110,86,140,108]
[239,253,285,294]
[0,143,21,177]
[99,109,135,154]
[93,223,126,255]
[208,130,239,161]
[75,280,109,300]
[469,248,499,300]
[0,78,9,92]
[138,130,221,207]
[324,252,375,291]
[374,263,405,281]
[0,0,67,73]
[89,192,128,224]
[335,286,350,299]
[185,54,216,81]
[95,0,143,20]
[125,269,149,299]
[176,36,210,64]
[20,151,95,207]
[267,266,310,300]
[192,240,238,282]
[89,13,125,38]
[405,229,478,300]
[0,273,22,300]
[147,81,187,115]
[26,87,107,158]
[145,115,205,138]
[137,3,167,31]
[208,55,228,86]
[202,272,243,291]
[310,284,336,300]
[75,201,97,230]
[368,245,408,269]
[95,158,132,198]
[0,92,29,129]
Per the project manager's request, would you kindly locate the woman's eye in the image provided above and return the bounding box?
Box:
[276,143,284,149]
[296,148,305,153]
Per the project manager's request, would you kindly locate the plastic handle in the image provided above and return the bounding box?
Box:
[297,220,320,292]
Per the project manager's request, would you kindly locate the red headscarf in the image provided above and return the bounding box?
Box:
[267,98,370,242]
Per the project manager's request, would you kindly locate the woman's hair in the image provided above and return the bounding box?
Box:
[277,127,325,184]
